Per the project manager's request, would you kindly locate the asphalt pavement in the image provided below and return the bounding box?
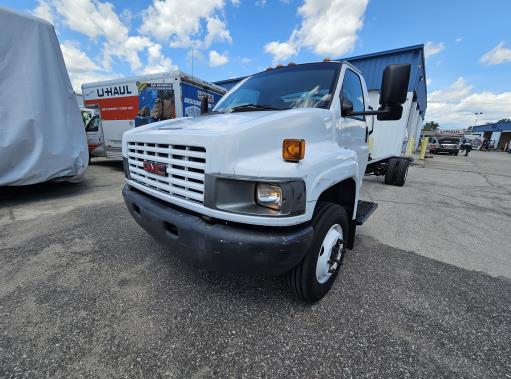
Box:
[1,153,510,378]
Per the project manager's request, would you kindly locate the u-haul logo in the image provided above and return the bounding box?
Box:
[96,85,133,98]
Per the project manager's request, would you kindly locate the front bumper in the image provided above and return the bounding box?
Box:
[435,147,459,153]
[122,185,314,276]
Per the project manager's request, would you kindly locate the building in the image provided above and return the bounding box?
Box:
[214,45,427,152]
[473,121,511,151]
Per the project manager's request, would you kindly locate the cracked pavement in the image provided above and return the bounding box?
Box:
[1,152,510,377]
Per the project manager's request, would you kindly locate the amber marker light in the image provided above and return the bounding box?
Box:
[283,139,305,162]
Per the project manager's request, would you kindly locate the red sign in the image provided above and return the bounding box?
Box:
[143,162,167,176]
[84,96,139,121]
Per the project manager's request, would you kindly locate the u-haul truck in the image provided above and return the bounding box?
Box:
[82,71,226,160]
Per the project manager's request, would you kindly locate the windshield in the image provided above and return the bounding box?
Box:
[213,62,341,113]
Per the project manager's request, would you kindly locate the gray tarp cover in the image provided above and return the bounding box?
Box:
[0,7,88,186]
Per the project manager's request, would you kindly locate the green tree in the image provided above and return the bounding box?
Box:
[423,121,439,131]
[497,118,511,123]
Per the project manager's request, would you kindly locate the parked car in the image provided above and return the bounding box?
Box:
[428,137,439,153]
[434,137,460,155]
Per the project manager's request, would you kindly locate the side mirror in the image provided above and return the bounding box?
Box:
[200,96,209,115]
[341,97,353,117]
[378,64,411,121]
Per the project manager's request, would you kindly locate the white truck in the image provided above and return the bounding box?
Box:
[121,61,411,302]
[82,72,226,160]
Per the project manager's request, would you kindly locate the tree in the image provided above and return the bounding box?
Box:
[423,121,439,131]
[497,118,511,123]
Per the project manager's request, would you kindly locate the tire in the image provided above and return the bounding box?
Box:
[285,202,348,303]
[384,158,399,185]
[455,151,459,156]
[394,158,409,187]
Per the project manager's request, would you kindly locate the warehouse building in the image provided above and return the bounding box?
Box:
[473,121,511,151]
[215,45,427,153]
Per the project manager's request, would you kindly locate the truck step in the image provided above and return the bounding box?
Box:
[355,200,378,225]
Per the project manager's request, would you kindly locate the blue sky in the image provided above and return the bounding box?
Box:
[3,0,511,127]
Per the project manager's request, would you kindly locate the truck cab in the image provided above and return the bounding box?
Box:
[122,61,410,302]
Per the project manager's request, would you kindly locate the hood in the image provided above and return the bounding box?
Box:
[127,111,278,135]
[125,108,333,137]
[123,108,334,175]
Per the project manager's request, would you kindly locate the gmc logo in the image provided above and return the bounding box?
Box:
[143,162,167,176]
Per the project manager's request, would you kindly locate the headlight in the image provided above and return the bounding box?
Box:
[256,183,282,211]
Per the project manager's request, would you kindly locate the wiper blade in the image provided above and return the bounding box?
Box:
[201,110,224,115]
[229,104,282,112]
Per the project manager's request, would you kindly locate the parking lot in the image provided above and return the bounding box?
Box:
[1,151,510,377]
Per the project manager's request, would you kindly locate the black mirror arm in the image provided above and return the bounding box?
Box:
[347,109,386,117]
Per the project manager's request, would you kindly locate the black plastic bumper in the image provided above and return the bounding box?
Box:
[435,148,459,153]
[122,185,314,276]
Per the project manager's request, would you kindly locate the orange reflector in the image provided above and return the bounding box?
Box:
[283,139,305,162]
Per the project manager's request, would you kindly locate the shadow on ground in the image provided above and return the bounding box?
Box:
[1,202,510,377]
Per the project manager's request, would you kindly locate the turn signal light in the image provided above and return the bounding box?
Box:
[283,139,305,162]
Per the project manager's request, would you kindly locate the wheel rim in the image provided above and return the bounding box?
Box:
[315,224,343,284]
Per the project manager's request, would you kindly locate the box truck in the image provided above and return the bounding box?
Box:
[82,72,226,160]
[121,61,411,302]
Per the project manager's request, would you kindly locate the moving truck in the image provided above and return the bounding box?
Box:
[82,72,226,160]
[121,61,411,302]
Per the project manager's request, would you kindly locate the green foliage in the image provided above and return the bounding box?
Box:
[423,121,439,131]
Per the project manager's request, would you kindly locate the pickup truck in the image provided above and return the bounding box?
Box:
[122,61,411,302]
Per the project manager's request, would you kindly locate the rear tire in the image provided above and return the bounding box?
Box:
[394,158,409,186]
[285,202,348,303]
[384,158,399,185]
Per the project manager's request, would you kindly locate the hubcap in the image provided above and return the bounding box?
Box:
[315,224,343,284]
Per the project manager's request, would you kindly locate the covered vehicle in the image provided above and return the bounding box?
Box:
[0,7,88,186]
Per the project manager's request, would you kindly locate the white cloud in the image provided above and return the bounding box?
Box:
[264,41,298,62]
[424,41,445,59]
[141,43,177,74]
[60,41,100,73]
[140,0,229,49]
[231,0,240,5]
[29,0,182,92]
[264,0,368,63]
[426,78,432,86]
[54,0,128,43]
[33,0,54,24]
[69,71,122,93]
[426,77,511,127]
[455,37,462,43]
[241,57,251,64]
[256,0,267,6]
[59,41,114,92]
[480,41,511,65]
[209,50,229,66]
[203,17,233,48]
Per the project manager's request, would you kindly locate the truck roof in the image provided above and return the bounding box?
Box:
[81,70,226,94]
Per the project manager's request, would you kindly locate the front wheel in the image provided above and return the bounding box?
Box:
[285,202,348,303]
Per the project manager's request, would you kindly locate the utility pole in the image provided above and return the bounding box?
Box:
[474,112,483,128]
